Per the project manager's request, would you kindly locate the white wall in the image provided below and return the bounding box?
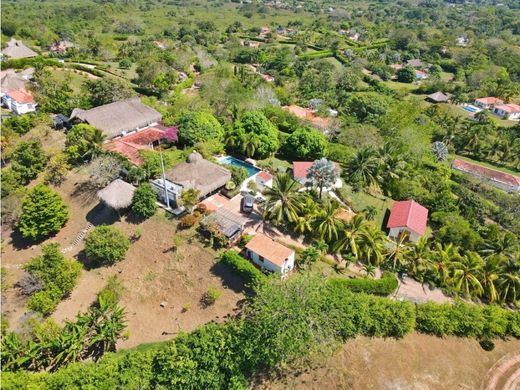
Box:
[247,249,295,275]
[388,227,421,243]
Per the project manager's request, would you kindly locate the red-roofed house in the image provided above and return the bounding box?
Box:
[2,88,37,115]
[283,105,332,129]
[492,104,520,120]
[474,97,504,110]
[255,171,273,189]
[415,69,428,80]
[452,159,520,193]
[293,161,340,185]
[387,200,428,242]
[104,127,166,165]
[245,233,295,276]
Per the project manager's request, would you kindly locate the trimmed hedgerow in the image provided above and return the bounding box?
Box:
[219,250,266,288]
[327,271,398,296]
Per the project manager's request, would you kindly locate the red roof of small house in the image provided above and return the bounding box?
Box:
[245,233,294,267]
[7,88,34,104]
[293,161,340,180]
[475,97,503,105]
[283,105,332,128]
[104,127,165,165]
[387,200,428,236]
[390,63,403,70]
[257,171,273,181]
[415,70,428,77]
[452,159,520,187]
[494,104,520,114]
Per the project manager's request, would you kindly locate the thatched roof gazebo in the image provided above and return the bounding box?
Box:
[97,179,136,210]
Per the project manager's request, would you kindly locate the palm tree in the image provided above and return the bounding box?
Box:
[449,251,484,298]
[363,263,376,278]
[497,252,520,304]
[356,225,386,266]
[293,216,312,235]
[407,237,430,279]
[479,255,504,303]
[225,128,243,153]
[89,300,127,356]
[240,133,261,158]
[314,200,342,243]
[333,214,369,258]
[427,242,460,285]
[362,206,377,221]
[480,231,518,259]
[386,231,413,271]
[346,146,380,191]
[263,174,302,225]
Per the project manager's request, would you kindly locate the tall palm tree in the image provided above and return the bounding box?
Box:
[449,251,484,298]
[480,231,518,260]
[356,225,386,266]
[240,133,261,158]
[362,206,377,221]
[479,255,504,303]
[407,237,430,279]
[427,242,460,285]
[333,214,369,258]
[346,146,380,191]
[263,174,302,225]
[497,252,520,304]
[314,200,342,243]
[386,231,413,271]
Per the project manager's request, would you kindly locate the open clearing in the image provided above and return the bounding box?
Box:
[254,333,520,390]
[1,168,244,349]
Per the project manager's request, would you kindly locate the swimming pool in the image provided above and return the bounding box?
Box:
[217,156,261,177]
[464,105,480,113]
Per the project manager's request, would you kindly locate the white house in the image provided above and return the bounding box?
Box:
[2,88,37,115]
[386,200,429,243]
[255,171,273,189]
[492,104,520,120]
[245,233,295,276]
[474,97,503,110]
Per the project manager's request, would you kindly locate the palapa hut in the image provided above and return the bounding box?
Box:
[150,151,231,208]
[426,92,449,103]
[97,179,136,211]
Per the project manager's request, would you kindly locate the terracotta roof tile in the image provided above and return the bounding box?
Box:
[452,159,520,187]
[475,97,503,105]
[7,88,34,104]
[245,233,294,267]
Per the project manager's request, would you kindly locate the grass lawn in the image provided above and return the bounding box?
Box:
[450,154,520,176]
[336,185,391,229]
[48,68,91,93]
[382,80,417,95]
[257,156,292,174]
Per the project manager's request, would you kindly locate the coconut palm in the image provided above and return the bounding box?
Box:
[314,200,342,242]
[263,173,302,225]
[333,214,369,258]
[386,231,413,270]
[362,206,377,221]
[431,141,449,162]
[356,225,386,266]
[449,251,484,298]
[497,252,520,304]
[293,216,312,235]
[427,242,460,285]
[480,231,518,259]
[406,237,430,278]
[363,263,376,278]
[240,133,261,158]
[479,255,504,303]
[346,146,380,191]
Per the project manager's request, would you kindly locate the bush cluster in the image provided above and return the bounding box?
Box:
[327,271,398,296]
[84,226,130,266]
[178,214,198,229]
[219,250,266,288]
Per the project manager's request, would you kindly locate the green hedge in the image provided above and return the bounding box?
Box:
[219,250,266,288]
[327,271,398,296]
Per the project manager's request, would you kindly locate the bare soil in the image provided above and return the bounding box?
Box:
[1,168,244,348]
[254,333,520,390]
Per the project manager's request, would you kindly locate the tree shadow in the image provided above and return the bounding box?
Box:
[70,181,100,207]
[8,228,54,251]
[75,249,99,271]
[85,203,119,226]
[209,261,245,294]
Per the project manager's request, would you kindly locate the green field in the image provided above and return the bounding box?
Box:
[336,185,392,229]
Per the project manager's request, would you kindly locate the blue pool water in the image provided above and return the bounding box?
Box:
[218,156,261,177]
[464,105,479,113]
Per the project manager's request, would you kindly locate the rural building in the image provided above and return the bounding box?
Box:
[0,68,34,96]
[474,97,503,110]
[1,88,37,115]
[406,59,423,68]
[200,207,248,244]
[69,98,162,139]
[415,69,428,80]
[255,171,273,189]
[97,179,136,211]
[426,92,449,103]
[245,233,295,276]
[452,159,520,193]
[151,151,231,208]
[1,38,38,59]
[387,200,428,243]
[50,40,75,54]
[492,104,520,120]
[292,161,341,185]
[283,105,331,129]
[104,126,166,165]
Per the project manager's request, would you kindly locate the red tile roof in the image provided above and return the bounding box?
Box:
[7,88,34,104]
[283,105,332,128]
[387,200,428,236]
[257,171,273,181]
[293,161,340,180]
[104,127,165,165]
[452,159,520,187]
[494,104,520,113]
[245,233,294,267]
[475,97,503,105]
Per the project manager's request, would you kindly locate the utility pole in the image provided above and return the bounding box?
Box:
[152,142,170,209]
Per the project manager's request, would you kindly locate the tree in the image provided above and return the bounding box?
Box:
[283,128,328,160]
[44,153,70,186]
[83,78,135,107]
[363,206,377,221]
[306,158,338,199]
[314,200,342,242]
[344,92,392,122]
[333,214,369,258]
[177,111,224,146]
[180,188,200,212]
[386,231,413,270]
[356,225,386,266]
[65,124,105,164]
[449,252,484,298]
[10,139,47,184]
[231,111,279,158]
[431,141,448,162]
[263,174,302,225]
[298,246,320,270]
[84,226,130,266]
[131,183,157,219]
[87,155,123,188]
[18,184,69,240]
[396,66,416,83]
[346,146,380,191]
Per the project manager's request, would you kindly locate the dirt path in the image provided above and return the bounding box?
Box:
[483,353,520,390]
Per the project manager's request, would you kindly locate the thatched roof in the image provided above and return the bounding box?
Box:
[0,68,33,94]
[97,179,136,210]
[165,151,231,198]
[1,39,38,59]
[70,98,162,139]
[427,92,449,103]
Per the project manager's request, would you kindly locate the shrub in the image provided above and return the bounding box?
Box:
[219,250,266,288]
[238,234,253,248]
[201,286,222,307]
[10,139,47,184]
[228,165,249,187]
[131,183,157,218]
[84,226,130,266]
[327,272,398,296]
[97,275,124,307]
[18,184,69,240]
[177,111,224,146]
[178,214,198,229]
[509,311,520,337]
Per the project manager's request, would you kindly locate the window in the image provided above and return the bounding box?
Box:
[259,255,264,263]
